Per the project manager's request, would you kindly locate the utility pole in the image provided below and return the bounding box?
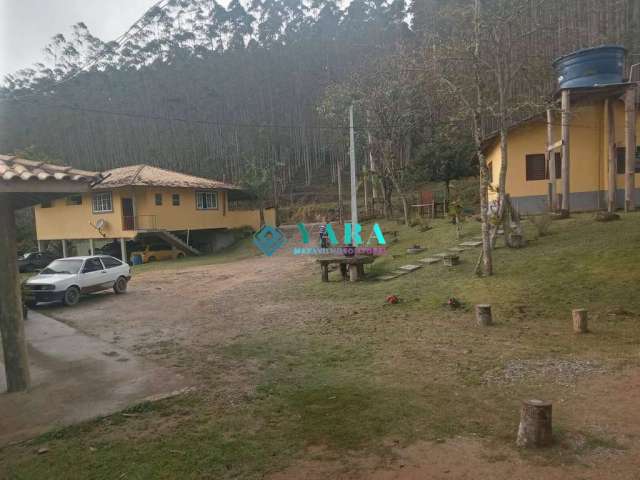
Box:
[349,104,358,228]
[366,109,377,215]
[337,158,343,224]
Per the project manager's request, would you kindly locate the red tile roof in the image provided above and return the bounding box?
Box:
[0,155,99,184]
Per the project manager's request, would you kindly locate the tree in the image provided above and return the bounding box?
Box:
[415,124,475,202]
[240,161,277,226]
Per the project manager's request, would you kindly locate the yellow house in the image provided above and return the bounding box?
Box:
[34,164,276,260]
[485,84,639,214]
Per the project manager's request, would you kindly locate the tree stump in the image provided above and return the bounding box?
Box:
[475,304,492,326]
[516,399,553,448]
[572,308,588,333]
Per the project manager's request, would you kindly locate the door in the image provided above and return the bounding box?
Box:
[79,257,110,292]
[122,198,134,230]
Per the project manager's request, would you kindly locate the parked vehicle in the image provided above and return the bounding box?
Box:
[23,256,132,307]
[17,251,59,273]
[129,244,184,263]
[96,240,142,261]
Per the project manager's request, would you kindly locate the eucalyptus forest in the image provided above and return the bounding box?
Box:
[1,0,638,192]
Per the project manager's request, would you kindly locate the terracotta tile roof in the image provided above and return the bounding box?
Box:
[0,155,99,183]
[94,164,241,191]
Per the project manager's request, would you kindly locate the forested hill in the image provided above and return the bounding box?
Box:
[1,0,638,190]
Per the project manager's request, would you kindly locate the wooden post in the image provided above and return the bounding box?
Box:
[561,90,571,213]
[0,195,31,392]
[475,304,492,326]
[546,108,557,212]
[625,85,637,212]
[321,264,329,282]
[516,399,553,448]
[120,238,127,263]
[606,98,617,213]
[349,104,358,227]
[572,308,588,333]
[337,159,343,224]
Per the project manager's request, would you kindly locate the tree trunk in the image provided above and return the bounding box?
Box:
[473,0,492,276]
[0,195,31,392]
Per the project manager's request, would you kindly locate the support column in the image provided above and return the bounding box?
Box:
[0,195,31,392]
[606,98,617,213]
[37,239,42,252]
[120,238,127,263]
[89,238,95,256]
[546,108,557,211]
[625,85,637,212]
[561,90,571,213]
[61,239,67,258]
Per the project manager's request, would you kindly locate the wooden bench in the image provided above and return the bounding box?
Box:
[316,255,376,282]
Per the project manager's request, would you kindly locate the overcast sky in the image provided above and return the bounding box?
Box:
[0,0,159,76]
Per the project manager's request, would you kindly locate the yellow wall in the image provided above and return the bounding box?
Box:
[487,101,640,200]
[34,190,132,241]
[36,186,275,240]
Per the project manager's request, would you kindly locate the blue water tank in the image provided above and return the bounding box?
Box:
[131,254,143,265]
[553,45,626,89]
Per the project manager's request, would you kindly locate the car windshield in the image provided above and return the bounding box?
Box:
[40,259,83,275]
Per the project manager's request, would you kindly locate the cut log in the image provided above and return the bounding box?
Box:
[516,399,553,448]
[572,308,588,333]
[475,304,492,326]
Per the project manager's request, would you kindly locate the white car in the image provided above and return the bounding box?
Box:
[24,255,132,307]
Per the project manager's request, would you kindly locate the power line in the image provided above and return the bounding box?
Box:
[7,97,424,133]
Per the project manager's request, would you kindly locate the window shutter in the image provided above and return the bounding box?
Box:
[526,154,546,181]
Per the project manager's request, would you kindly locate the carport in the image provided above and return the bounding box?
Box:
[0,155,99,392]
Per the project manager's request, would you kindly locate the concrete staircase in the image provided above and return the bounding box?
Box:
[153,230,201,256]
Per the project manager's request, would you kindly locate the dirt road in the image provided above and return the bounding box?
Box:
[42,253,317,376]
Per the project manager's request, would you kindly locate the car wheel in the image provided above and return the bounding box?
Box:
[63,286,81,307]
[148,256,156,262]
[113,276,128,294]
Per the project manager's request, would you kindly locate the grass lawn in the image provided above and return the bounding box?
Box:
[3,212,640,479]
[129,237,261,274]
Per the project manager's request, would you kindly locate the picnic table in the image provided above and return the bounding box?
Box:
[316,255,376,282]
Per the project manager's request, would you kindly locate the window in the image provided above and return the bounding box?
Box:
[616,147,640,174]
[525,154,547,181]
[525,154,562,181]
[40,200,52,208]
[155,193,163,206]
[552,152,562,179]
[92,192,113,213]
[101,256,123,269]
[196,191,218,210]
[172,193,180,206]
[66,194,82,206]
[82,257,104,273]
